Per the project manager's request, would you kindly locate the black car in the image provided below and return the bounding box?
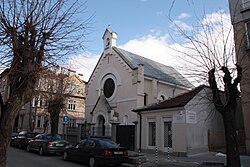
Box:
[62,138,128,167]
[11,131,38,149]
[10,132,19,146]
[27,133,69,156]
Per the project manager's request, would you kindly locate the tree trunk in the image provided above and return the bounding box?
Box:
[208,66,242,167]
[0,105,19,167]
[48,97,64,136]
[43,117,49,133]
[223,103,241,167]
[50,110,59,135]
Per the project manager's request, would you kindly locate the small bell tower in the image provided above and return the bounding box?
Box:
[102,28,117,55]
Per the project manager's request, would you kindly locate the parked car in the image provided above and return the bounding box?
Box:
[62,138,128,167]
[10,132,19,145]
[27,133,69,156]
[11,131,38,149]
[11,132,19,138]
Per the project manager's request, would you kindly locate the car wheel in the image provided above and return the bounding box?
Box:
[88,156,97,167]
[39,147,44,156]
[62,151,68,161]
[26,145,30,152]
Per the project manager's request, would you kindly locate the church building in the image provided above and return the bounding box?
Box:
[85,28,193,150]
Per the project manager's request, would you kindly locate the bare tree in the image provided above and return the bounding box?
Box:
[47,72,66,135]
[27,67,84,136]
[40,68,76,135]
[169,11,242,167]
[0,0,91,166]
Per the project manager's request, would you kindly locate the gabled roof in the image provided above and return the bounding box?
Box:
[113,47,193,88]
[67,74,87,84]
[132,85,207,112]
[102,28,117,39]
[91,95,112,114]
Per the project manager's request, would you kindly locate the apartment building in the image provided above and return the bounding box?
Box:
[0,67,86,135]
[228,0,250,154]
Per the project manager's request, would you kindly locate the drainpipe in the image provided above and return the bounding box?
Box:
[138,111,142,150]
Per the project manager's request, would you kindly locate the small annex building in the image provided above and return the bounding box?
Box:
[85,28,193,150]
[132,85,224,156]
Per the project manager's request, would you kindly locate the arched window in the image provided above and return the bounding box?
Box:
[159,95,165,102]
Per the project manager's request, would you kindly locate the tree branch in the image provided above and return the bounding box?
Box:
[208,68,224,113]
[233,64,242,86]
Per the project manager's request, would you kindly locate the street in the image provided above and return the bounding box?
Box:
[7,147,85,167]
[7,146,250,167]
[6,147,199,167]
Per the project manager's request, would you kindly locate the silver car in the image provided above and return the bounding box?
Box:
[27,133,69,156]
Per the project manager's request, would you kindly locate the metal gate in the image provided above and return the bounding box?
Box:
[116,125,135,151]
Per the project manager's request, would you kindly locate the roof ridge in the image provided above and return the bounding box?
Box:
[116,47,173,68]
[114,47,194,88]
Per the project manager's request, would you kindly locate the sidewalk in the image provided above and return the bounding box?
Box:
[123,151,250,167]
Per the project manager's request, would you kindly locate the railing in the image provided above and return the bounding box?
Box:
[93,126,111,137]
[64,124,112,144]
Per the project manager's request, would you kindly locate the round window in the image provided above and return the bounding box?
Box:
[103,78,115,98]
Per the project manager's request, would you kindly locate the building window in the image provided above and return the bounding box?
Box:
[159,95,165,102]
[37,116,42,128]
[246,21,250,48]
[105,37,110,49]
[44,98,48,108]
[68,100,76,110]
[148,121,156,146]
[69,119,76,128]
[164,121,172,148]
[103,78,115,98]
[242,0,250,9]
[37,96,42,107]
[157,92,167,102]
[32,96,42,107]
[32,97,36,107]
[144,93,148,106]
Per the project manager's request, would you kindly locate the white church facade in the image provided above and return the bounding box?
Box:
[85,28,194,150]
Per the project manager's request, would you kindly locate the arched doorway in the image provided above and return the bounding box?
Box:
[96,115,105,136]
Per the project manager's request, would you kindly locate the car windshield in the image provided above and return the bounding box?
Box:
[12,132,18,137]
[19,131,27,135]
[46,134,62,141]
[26,133,37,138]
[98,139,119,148]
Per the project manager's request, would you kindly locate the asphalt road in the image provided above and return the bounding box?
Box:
[7,147,85,167]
